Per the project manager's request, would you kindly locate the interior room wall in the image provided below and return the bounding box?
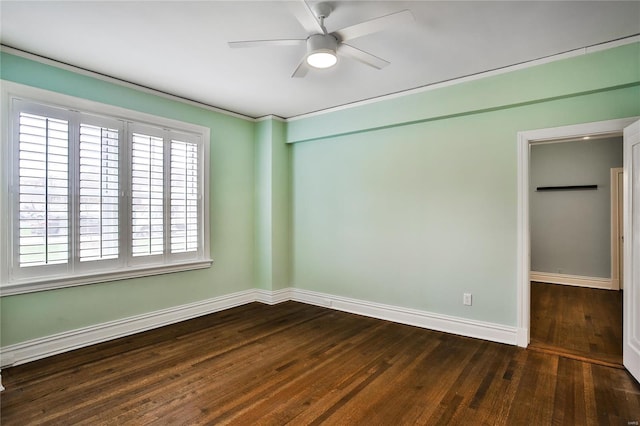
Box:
[530,137,623,278]
[0,52,257,347]
[288,43,640,327]
[0,41,638,351]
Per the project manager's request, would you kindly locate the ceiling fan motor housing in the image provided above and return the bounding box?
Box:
[307,33,338,55]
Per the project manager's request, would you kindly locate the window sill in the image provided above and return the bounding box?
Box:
[0,259,214,296]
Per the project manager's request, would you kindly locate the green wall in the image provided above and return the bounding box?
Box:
[289,43,640,326]
[1,41,639,348]
[0,52,257,346]
[254,117,290,291]
[287,43,640,143]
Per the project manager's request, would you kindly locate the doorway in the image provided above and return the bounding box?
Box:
[526,135,623,365]
[517,117,640,382]
[515,117,637,347]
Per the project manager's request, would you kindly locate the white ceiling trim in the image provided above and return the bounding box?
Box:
[287,35,640,121]
[0,45,256,122]
[3,34,639,124]
[255,114,287,122]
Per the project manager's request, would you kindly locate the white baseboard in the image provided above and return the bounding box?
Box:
[0,287,518,370]
[289,288,518,345]
[530,271,614,290]
[254,288,293,305]
[0,289,257,368]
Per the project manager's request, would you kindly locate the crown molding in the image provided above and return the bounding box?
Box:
[3,34,639,123]
[287,35,640,121]
[0,45,257,122]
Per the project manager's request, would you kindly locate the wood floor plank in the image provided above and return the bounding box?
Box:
[530,282,623,365]
[2,301,639,425]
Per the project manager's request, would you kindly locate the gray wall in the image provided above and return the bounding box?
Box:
[530,137,623,278]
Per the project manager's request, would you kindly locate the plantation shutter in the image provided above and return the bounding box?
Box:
[131,131,164,257]
[79,122,120,262]
[18,112,69,267]
[170,140,199,253]
[5,94,211,292]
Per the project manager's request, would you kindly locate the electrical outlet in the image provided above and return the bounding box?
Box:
[463,293,472,306]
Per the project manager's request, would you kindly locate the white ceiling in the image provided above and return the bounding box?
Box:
[1,1,639,119]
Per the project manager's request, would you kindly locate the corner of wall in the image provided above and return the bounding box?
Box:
[254,117,291,291]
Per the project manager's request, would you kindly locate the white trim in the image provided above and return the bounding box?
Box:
[0,289,257,368]
[289,288,518,345]
[530,271,613,290]
[516,131,531,348]
[611,167,624,290]
[0,259,213,296]
[4,36,639,123]
[517,117,639,348]
[516,328,529,348]
[255,115,286,123]
[287,36,640,121]
[0,287,519,369]
[254,288,293,305]
[0,45,255,122]
[622,119,640,382]
[584,35,640,54]
[1,81,213,136]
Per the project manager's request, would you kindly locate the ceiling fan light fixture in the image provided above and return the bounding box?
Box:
[306,34,338,69]
[307,51,337,68]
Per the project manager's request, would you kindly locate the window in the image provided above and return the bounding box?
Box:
[1,86,211,295]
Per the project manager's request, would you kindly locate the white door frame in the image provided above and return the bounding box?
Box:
[516,117,639,348]
[622,120,640,382]
[610,167,624,290]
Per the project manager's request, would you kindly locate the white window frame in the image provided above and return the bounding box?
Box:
[0,81,212,296]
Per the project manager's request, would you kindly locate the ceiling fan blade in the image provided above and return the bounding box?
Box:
[291,56,310,78]
[228,39,306,48]
[334,10,414,42]
[338,44,390,70]
[288,0,324,35]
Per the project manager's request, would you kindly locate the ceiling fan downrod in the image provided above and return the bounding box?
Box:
[312,2,332,34]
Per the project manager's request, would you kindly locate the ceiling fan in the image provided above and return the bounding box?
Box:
[228,1,414,78]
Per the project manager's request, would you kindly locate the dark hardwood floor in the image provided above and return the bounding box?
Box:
[1,301,639,425]
[530,282,623,366]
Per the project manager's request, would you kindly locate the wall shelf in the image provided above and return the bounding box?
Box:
[536,185,598,191]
